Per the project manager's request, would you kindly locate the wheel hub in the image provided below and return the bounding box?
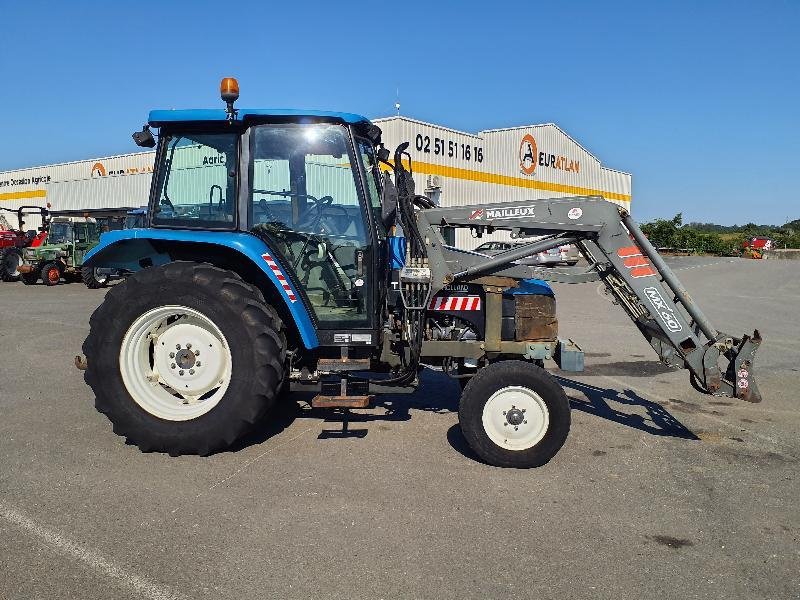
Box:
[505,407,525,426]
[119,306,232,421]
[154,323,226,396]
[175,348,196,370]
[482,386,550,451]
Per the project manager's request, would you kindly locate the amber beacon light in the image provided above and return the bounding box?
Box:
[220,77,240,121]
[220,77,239,103]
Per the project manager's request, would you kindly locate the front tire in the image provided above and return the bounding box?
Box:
[82,266,109,289]
[21,269,40,285]
[0,248,23,282]
[458,361,570,468]
[83,261,286,455]
[41,262,62,286]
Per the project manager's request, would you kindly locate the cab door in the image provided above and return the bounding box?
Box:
[249,123,377,334]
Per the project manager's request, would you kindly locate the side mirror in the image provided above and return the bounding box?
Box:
[381,172,398,228]
[377,146,390,163]
[132,125,156,148]
[366,124,382,146]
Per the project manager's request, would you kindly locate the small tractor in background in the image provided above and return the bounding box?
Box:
[743,236,773,259]
[18,217,109,287]
[0,206,50,282]
[77,78,763,468]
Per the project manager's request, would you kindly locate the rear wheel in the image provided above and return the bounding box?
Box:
[458,360,570,468]
[82,266,109,289]
[83,261,286,455]
[0,248,23,282]
[41,262,61,286]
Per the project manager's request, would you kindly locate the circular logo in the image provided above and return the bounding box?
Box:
[568,207,583,220]
[519,134,538,176]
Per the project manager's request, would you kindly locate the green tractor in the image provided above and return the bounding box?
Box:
[18,218,109,288]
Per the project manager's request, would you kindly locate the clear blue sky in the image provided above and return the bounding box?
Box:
[0,0,797,225]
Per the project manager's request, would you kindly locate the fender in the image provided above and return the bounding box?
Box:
[83,229,319,349]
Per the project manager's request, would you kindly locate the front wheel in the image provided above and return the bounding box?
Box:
[21,269,40,285]
[82,261,287,455]
[41,262,61,286]
[458,360,570,468]
[82,266,109,289]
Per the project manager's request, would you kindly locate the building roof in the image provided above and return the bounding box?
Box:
[148,108,370,127]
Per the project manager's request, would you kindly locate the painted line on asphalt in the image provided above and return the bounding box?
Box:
[172,424,317,513]
[0,503,187,600]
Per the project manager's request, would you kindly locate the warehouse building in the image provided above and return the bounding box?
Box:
[0,116,631,248]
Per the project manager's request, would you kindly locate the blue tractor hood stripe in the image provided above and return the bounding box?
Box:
[84,229,319,349]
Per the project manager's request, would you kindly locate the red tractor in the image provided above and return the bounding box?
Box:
[0,206,51,282]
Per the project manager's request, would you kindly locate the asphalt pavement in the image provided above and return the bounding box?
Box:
[0,256,798,600]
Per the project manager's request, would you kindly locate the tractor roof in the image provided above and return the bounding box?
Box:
[148,108,371,127]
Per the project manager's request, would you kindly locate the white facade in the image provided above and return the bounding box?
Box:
[0,151,154,230]
[0,117,630,246]
[375,117,631,249]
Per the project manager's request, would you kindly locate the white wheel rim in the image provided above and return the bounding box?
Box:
[481,386,550,451]
[119,305,232,421]
[93,268,108,283]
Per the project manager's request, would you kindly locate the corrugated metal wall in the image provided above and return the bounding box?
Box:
[0,151,155,230]
[374,117,632,250]
[0,117,631,250]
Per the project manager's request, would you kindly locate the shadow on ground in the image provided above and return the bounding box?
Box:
[557,376,699,440]
[228,368,697,455]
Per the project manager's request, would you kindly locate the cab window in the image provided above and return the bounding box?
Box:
[152,132,238,228]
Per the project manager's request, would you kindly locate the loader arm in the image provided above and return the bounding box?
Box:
[412,195,762,403]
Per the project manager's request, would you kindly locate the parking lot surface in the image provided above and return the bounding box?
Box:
[1,256,798,600]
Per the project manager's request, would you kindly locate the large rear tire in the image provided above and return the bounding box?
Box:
[458,360,570,468]
[0,248,23,282]
[83,261,286,455]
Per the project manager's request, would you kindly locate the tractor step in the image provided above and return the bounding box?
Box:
[316,357,371,372]
[311,395,372,409]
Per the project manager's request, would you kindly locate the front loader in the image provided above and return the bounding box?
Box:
[78,78,761,467]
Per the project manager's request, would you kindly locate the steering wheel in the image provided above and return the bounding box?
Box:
[296,195,334,232]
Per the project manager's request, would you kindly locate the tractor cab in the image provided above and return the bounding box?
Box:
[139,94,386,336]
[41,218,103,256]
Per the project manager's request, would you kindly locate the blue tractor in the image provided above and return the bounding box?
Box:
[80,78,761,467]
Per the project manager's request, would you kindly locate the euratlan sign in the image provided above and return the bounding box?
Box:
[519,133,580,176]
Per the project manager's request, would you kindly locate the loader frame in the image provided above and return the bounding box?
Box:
[409,195,761,402]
